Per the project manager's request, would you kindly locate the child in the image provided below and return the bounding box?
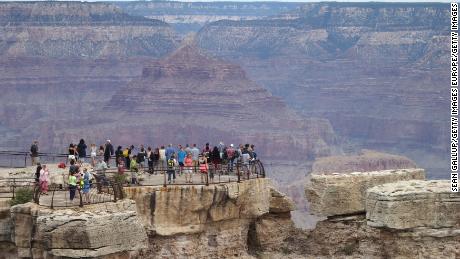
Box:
[130,155,138,185]
[82,168,91,204]
[68,171,77,202]
[117,157,125,175]
[39,164,49,195]
[90,143,97,167]
[184,153,193,183]
[199,155,208,184]
[167,154,177,184]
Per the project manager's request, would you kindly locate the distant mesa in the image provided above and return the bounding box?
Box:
[311,149,417,175]
[100,44,337,160]
[0,2,178,58]
[141,45,246,81]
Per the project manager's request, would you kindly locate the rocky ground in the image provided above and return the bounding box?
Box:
[1,166,458,258]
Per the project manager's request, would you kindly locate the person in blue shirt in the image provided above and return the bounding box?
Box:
[177,147,187,175]
[165,144,175,160]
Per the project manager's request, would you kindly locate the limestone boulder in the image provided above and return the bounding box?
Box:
[366,180,460,230]
[254,213,295,251]
[305,168,425,216]
[10,200,148,258]
[269,188,296,213]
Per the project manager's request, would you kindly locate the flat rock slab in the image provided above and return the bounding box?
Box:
[366,180,460,230]
[10,200,148,258]
[305,168,425,217]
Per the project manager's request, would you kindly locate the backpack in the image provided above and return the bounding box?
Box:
[167,159,175,169]
[123,149,129,158]
[227,148,235,159]
[233,150,240,159]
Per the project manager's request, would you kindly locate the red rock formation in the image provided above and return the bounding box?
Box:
[96,45,337,160]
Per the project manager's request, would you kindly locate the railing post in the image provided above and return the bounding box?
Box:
[237,162,240,183]
[78,188,83,207]
[24,155,27,167]
[247,164,250,180]
[113,183,118,202]
[50,187,56,209]
[12,179,15,199]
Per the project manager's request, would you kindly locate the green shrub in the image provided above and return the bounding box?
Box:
[10,188,34,206]
[113,173,128,184]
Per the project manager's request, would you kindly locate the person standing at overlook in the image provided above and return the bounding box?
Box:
[210,146,221,183]
[104,140,114,167]
[165,144,175,161]
[77,139,87,165]
[147,146,153,174]
[250,144,257,159]
[202,143,211,160]
[82,168,91,204]
[39,164,49,195]
[218,141,225,159]
[226,144,236,172]
[185,144,191,154]
[30,140,39,166]
[137,145,146,170]
[167,154,177,184]
[90,143,97,167]
[68,171,77,203]
[184,153,193,183]
[68,143,78,164]
[199,154,208,184]
[159,146,166,169]
[152,148,160,172]
[34,163,42,184]
[191,144,200,173]
[115,146,123,167]
[177,146,187,175]
[98,145,104,157]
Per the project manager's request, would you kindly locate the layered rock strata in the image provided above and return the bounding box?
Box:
[366,180,460,230]
[305,168,425,216]
[196,2,450,177]
[0,2,178,58]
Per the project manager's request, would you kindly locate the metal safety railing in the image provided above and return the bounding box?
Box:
[0,177,36,199]
[0,150,118,168]
[33,181,124,209]
[94,159,265,187]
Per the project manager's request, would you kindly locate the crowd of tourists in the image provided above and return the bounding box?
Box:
[31,139,258,204]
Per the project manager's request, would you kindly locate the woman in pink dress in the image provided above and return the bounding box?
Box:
[39,164,49,195]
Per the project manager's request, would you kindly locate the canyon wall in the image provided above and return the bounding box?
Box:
[115,1,303,34]
[196,2,450,178]
[0,2,180,152]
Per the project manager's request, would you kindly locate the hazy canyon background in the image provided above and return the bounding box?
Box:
[0,1,449,226]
